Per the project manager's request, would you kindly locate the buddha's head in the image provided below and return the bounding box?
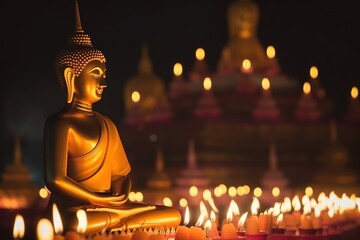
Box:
[55,1,106,104]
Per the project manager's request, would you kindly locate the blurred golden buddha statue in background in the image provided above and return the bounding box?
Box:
[226,0,279,73]
[44,1,180,235]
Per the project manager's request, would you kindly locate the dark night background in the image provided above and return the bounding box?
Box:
[0,0,359,185]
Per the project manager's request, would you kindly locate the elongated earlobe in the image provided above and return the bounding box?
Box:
[64,67,75,103]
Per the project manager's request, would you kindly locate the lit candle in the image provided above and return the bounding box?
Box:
[13,214,25,240]
[221,203,237,239]
[37,218,54,240]
[300,205,313,229]
[291,195,302,227]
[52,203,65,240]
[175,206,190,240]
[312,205,322,229]
[207,211,219,239]
[246,197,260,234]
[65,209,87,240]
[237,211,248,234]
[258,213,268,233]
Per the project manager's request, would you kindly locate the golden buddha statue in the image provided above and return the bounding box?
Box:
[226,0,279,73]
[44,1,181,235]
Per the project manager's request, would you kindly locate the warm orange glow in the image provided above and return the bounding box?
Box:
[310,66,318,79]
[251,197,260,215]
[303,82,311,95]
[163,197,173,207]
[52,203,63,234]
[39,187,49,199]
[173,63,183,77]
[36,218,54,240]
[203,77,212,91]
[237,212,248,229]
[189,186,198,197]
[135,192,143,202]
[261,78,270,91]
[351,86,359,99]
[305,186,313,197]
[272,187,280,197]
[228,186,237,197]
[128,191,136,202]
[76,209,87,234]
[131,91,140,103]
[266,45,276,59]
[13,214,25,239]
[196,48,205,60]
[253,187,262,197]
[184,206,190,225]
[179,198,188,208]
[242,59,251,70]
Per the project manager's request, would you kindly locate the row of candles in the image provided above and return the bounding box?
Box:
[11,185,360,240]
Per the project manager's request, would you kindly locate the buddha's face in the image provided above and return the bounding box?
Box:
[74,59,107,104]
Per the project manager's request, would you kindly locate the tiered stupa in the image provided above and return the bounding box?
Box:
[0,138,40,210]
[124,43,173,123]
[343,86,360,122]
[313,119,358,191]
[294,81,321,121]
[194,77,223,119]
[260,142,290,206]
[175,139,211,206]
[252,77,281,121]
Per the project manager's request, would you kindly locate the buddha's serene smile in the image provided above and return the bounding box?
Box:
[43,1,181,235]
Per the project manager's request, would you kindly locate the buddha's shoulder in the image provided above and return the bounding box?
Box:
[44,111,80,128]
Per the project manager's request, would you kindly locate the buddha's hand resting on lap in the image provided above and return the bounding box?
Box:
[93,194,128,207]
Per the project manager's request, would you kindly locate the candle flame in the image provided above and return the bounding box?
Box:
[131,91,140,103]
[237,212,248,229]
[195,212,205,227]
[52,203,63,234]
[276,213,283,225]
[173,63,183,76]
[251,197,260,215]
[13,214,25,239]
[351,86,358,99]
[196,48,205,61]
[39,187,49,199]
[76,209,87,234]
[210,211,216,222]
[262,78,270,90]
[310,66,318,79]
[303,82,311,95]
[204,219,212,230]
[37,218,54,240]
[203,77,212,91]
[242,59,251,70]
[303,204,311,215]
[314,205,321,218]
[266,45,276,59]
[328,208,334,218]
[229,200,240,215]
[163,197,173,207]
[226,206,233,222]
[184,206,190,225]
[200,201,209,219]
[292,195,301,211]
[208,198,219,213]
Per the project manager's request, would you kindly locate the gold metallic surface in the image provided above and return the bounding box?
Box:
[44,1,180,235]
